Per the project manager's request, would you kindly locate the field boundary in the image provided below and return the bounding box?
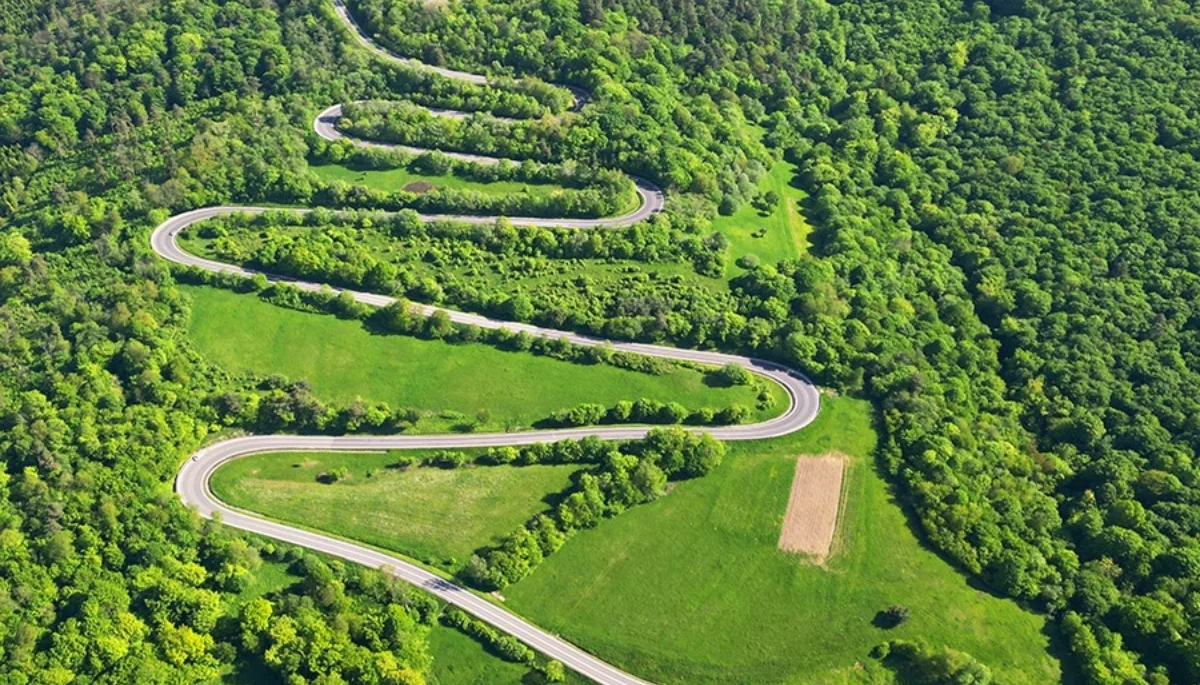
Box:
[777,452,846,563]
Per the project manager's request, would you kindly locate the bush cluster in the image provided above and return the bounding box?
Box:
[546,398,750,427]
[462,428,725,589]
[174,265,682,385]
[440,607,537,665]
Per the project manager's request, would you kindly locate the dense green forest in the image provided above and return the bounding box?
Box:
[3,0,1200,682]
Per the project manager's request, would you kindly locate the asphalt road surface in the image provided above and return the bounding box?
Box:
[311,102,664,227]
[162,3,822,683]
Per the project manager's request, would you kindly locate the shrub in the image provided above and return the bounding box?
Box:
[717,403,751,424]
[390,455,418,470]
[713,362,753,386]
[319,466,351,483]
[550,403,607,427]
[544,660,566,682]
[657,401,689,423]
[427,450,467,469]
[735,253,761,269]
[481,446,519,465]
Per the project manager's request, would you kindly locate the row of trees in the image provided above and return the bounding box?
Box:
[188,213,747,341]
[463,428,725,589]
[312,136,632,191]
[311,176,631,220]
[177,267,768,425]
[307,137,639,220]
[0,0,522,678]
[194,207,725,283]
[546,398,752,427]
[345,0,773,207]
[339,100,572,163]
[437,607,568,681]
[370,56,570,119]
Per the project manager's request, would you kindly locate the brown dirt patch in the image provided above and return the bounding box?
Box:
[402,180,436,194]
[778,453,846,562]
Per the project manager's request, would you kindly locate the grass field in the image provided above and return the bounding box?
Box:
[428,627,533,684]
[713,158,812,274]
[211,450,580,568]
[428,626,590,685]
[309,162,639,216]
[503,397,1066,685]
[310,162,563,198]
[183,285,778,431]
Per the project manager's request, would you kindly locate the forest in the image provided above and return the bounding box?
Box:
[3,0,1200,682]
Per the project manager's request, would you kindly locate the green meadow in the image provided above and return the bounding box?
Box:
[503,397,1064,685]
[183,285,779,431]
[211,449,579,568]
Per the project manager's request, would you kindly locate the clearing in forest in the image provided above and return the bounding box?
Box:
[778,453,846,561]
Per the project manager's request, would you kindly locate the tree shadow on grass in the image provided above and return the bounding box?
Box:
[539,483,577,510]
[701,371,735,388]
[1042,620,1086,685]
[784,168,840,258]
[872,610,907,630]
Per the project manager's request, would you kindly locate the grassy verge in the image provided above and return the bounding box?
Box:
[309,162,641,217]
[183,285,780,431]
[503,396,1064,685]
[310,162,562,198]
[713,157,812,275]
[210,450,580,568]
[428,626,589,684]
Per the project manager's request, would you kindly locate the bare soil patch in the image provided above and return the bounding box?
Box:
[778,453,846,562]
[402,180,437,194]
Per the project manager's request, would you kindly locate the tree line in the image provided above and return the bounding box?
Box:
[461,429,726,589]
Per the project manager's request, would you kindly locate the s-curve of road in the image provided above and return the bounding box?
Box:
[162,3,821,684]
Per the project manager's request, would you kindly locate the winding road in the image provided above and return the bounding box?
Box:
[162,3,821,683]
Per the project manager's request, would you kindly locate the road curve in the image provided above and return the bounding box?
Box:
[330,0,590,109]
[158,207,819,685]
[164,3,820,684]
[312,102,664,227]
[321,1,659,224]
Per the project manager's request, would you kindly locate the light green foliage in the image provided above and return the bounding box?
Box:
[711,156,811,273]
[212,450,580,567]
[505,399,1062,685]
[4,0,1196,679]
[310,162,562,199]
[183,285,775,430]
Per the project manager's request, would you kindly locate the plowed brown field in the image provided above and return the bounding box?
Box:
[778,453,846,561]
